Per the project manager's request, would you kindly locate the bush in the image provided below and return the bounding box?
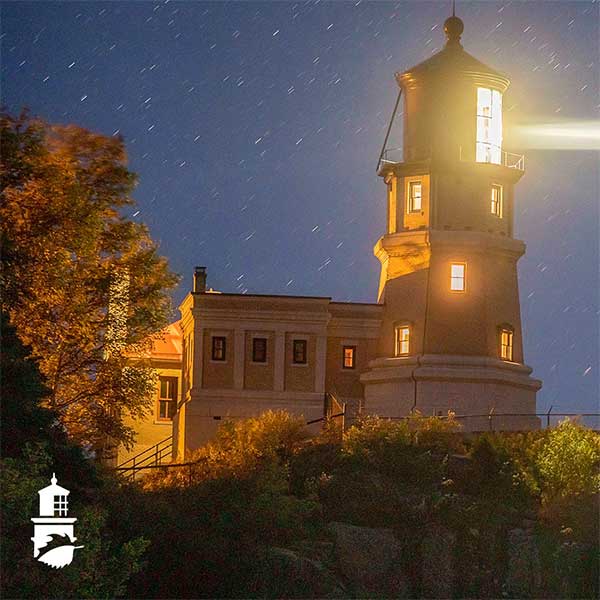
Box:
[536,419,600,502]
[143,410,308,489]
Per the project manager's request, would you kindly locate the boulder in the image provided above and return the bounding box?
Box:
[261,546,345,598]
[329,521,409,597]
[504,528,542,597]
[421,524,456,598]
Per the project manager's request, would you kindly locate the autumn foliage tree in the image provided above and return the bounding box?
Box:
[0,111,178,453]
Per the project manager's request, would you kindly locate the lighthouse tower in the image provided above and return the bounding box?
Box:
[361,15,541,430]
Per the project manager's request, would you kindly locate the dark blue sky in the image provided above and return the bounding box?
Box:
[2,1,598,414]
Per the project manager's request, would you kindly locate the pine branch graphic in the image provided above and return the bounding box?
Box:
[36,533,83,569]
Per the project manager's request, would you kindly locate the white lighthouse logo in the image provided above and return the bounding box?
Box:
[31,473,83,568]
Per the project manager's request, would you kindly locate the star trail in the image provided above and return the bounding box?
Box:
[2,1,598,414]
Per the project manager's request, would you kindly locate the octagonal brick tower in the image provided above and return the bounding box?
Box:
[360,16,541,430]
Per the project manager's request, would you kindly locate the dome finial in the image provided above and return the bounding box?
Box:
[444,2,464,47]
[51,473,57,485]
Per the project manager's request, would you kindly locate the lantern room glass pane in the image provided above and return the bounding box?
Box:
[476,87,502,164]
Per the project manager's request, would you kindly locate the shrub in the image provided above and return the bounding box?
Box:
[536,419,600,502]
[143,410,308,489]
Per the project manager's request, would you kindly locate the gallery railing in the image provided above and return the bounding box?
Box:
[379,146,525,171]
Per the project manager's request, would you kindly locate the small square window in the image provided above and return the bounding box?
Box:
[491,184,503,217]
[292,339,307,364]
[499,328,514,361]
[450,263,466,292]
[408,181,422,213]
[211,336,227,361]
[342,346,356,369]
[252,337,267,363]
[395,326,410,356]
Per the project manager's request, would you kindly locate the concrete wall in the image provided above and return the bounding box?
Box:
[361,354,541,431]
[172,293,384,456]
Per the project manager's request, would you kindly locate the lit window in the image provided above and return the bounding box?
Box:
[342,346,356,369]
[252,337,267,363]
[158,376,177,420]
[408,181,422,213]
[450,263,466,292]
[476,87,502,164]
[53,495,68,517]
[292,339,307,364]
[499,328,514,361]
[491,184,503,217]
[395,326,410,356]
[211,336,226,361]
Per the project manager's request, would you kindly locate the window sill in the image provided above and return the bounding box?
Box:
[290,363,309,368]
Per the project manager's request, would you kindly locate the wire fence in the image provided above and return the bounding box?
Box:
[384,410,600,431]
[115,408,599,480]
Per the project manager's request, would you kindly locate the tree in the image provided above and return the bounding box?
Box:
[0,111,178,453]
[0,314,149,598]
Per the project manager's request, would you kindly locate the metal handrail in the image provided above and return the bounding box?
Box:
[460,145,525,171]
[381,146,525,171]
[117,435,172,470]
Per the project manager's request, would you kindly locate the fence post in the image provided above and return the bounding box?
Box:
[546,405,553,429]
[488,407,495,432]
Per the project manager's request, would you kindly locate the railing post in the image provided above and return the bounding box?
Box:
[546,405,553,429]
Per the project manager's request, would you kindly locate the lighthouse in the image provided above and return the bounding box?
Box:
[31,474,78,558]
[360,14,542,430]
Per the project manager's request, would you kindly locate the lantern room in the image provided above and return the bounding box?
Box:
[37,473,70,517]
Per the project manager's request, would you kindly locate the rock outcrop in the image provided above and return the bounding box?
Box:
[329,521,409,597]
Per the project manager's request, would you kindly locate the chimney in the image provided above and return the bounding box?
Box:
[193,266,207,293]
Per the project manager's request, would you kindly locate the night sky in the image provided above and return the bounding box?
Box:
[2,1,598,415]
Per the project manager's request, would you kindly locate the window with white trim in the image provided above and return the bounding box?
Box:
[158,376,177,421]
[408,180,422,213]
[450,263,466,292]
[491,183,503,217]
[395,325,410,356]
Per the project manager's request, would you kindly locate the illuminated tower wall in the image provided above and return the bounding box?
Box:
[361,16,541,430]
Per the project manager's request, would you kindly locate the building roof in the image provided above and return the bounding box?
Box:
[150,321,182,361]
[396,16,510,91]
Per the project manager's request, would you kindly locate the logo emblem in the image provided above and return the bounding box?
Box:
[31,473,83,568]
